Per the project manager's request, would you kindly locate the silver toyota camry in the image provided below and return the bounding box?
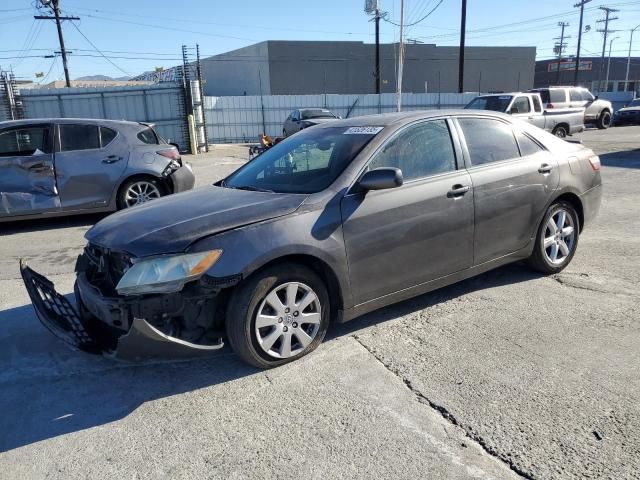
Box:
[0,118,195,222]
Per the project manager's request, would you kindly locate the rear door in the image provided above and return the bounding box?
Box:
[455,117,559,265]
[54,123,129,210]
[341,118,474,305]
[510,95,546,129]
[0,123,60,217]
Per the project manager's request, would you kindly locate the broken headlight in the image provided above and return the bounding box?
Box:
[116,250,223,296]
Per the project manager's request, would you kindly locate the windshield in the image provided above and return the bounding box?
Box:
[224,126,380,194]
[465,96,512,112]
[629,100,640,107]
[301,109,336,119]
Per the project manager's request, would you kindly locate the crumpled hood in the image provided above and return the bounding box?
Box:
[86,186,306,257]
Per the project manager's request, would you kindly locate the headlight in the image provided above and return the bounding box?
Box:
[116,250,222,296]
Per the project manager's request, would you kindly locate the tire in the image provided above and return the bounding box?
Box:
[597,110,611,129]
[552,125,568,138]
[226,263,330,369]
[527,200,580,274]
[116,177,166,210]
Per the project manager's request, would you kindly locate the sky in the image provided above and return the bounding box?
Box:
[1,0,639,82]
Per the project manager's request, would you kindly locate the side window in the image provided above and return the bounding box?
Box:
[549,89,567,103]
[292,111,299,122]
[100,127,117,147]
[458,118,520,166]
[368,120,457,181]
[581,90,595,102]
[515,131,545,157]
[59,124,100,152]
[137,127,158,145]
[569,89,583,102]
[512,97,531,114]
[0,126,51,156]
[532,95,542,113]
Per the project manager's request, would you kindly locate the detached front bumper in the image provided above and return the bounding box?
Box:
[169,163,196,193]
[20,261,224,361]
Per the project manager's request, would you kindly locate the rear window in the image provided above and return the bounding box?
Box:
[570,89,583,101]
[60,124,100,151]
[137,127,158,145]
[549,89,567,103]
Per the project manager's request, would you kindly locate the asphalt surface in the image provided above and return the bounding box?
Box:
[1,127,639,479]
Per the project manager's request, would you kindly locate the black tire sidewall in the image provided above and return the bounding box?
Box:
[227,264,330,369]
[598,111,611,129]
[533,201,580,273]
[554,126,568,138]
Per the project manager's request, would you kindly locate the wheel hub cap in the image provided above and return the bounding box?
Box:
[125,181,161,208]
[255,281,321,359]
[543,208,576,265]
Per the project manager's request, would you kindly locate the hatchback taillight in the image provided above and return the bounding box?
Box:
[588,155,601,171]
[157,148,180,161]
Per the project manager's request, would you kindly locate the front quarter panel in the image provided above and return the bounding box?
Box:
[188,193,354,309]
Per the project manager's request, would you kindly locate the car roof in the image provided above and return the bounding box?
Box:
[0,118,147,128]
[313,109,512,129]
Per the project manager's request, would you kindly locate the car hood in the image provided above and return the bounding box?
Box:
[617,106,640,113]
[86,186,306,257]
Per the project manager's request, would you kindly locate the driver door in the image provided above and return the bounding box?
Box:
[340,119,474,305]
[0,123,60,218]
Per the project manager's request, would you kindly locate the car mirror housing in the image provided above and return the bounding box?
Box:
[358,167,403,191]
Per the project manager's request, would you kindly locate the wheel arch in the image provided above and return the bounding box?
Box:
[551,191,584,232]
[240,253,345,322]
[112,172,171,208]
[552,123,570,135]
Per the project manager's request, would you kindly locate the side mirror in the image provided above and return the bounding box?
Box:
[594,95,599,100]
[358,167,403,191]
[509,107,519,114]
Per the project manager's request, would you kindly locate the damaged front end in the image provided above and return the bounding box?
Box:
[20,244,239,361]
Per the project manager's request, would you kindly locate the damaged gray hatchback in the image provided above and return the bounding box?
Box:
[0,118,194,221]
[21,110,602,368]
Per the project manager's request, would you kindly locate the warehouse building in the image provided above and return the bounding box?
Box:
[534,56,640,94]
[136,41,536,96]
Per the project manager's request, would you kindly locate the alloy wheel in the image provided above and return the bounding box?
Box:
[255,282,322,359]
[124,181,161,207]
[543,208,576,265]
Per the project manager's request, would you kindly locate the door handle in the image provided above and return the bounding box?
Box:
[538,163,553,174]
[102,155,122,164]
[447,184,470,198]
[28,162,51,172]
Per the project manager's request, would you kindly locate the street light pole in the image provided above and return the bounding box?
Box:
[625,24,640,91]
[605,36,619,91]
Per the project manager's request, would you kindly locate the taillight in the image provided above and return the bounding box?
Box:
[588,155,601,171]
[157,148,180,161]
[547,103,554,109]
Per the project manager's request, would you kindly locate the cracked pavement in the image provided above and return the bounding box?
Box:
[1,128,639,479]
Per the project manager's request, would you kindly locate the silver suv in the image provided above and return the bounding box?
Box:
[529,86,613,129]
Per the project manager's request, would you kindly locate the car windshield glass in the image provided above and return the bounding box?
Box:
[224,126,379,194]
[629,100,640,107]
[465,96,512,112]
[301,109,336,119]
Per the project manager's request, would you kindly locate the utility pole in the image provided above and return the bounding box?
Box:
[34,0,79,88]
[375,7,381,94]
[625,24,640,91]
[396,0,405,111]
[605,36,619,89]
[596,6,619,92]
[554,21,571,84]
[573,0,591,87]
[458,0,467,93]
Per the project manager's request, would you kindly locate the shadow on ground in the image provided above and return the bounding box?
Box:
[599,149,640,169]
[0,262,540,453]
[0,213,108,235]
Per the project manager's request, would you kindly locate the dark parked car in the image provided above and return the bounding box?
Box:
[22,110,602,368]
[0,118,194,222]
[613,98,640,126]
[283,108,339,136]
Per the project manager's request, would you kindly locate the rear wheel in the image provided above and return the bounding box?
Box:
[597,110,611,129]
[117,177,165,210]
[226,263,330,369]
[552,125,568,138]
[527,201,579,274]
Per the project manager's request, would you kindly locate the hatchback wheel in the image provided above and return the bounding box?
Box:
[226,263,330,368]
[527,201,579,274]
[117,178,164,209]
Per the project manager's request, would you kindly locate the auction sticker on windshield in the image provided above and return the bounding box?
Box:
[344,126,384,134]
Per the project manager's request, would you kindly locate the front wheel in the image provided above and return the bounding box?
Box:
[527,201,579,274]
[597,110,611,129]
[226,264,330,368]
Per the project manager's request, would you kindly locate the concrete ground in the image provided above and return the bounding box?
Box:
[0,126,638,479]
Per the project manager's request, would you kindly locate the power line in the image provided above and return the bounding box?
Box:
[383,0,444,27]
[68,22,132,77]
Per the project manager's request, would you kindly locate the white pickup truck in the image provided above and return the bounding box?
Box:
[465,92,585,138]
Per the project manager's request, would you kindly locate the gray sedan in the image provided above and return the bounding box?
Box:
[21,110,602,368]
[0,118,195,222]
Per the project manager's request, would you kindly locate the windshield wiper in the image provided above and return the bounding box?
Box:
[233,185,275,193]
